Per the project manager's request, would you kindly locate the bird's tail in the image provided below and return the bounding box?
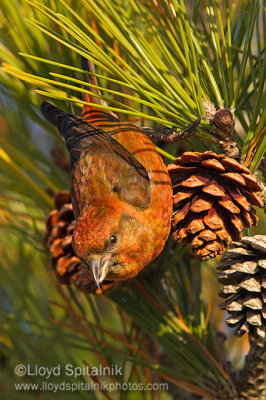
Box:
[41,100,104,168]
[41,101,68,128]
[40,101,82,141]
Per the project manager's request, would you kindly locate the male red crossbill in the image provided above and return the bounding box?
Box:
[41,76,173,286]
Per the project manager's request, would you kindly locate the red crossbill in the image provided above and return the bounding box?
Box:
[41,88,173,286]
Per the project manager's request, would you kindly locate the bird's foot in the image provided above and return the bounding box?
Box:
[142,117,201,142]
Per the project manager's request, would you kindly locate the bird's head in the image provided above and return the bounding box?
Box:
[72,198,152,287]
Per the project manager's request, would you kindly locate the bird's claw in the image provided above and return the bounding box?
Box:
[142,117,201,142]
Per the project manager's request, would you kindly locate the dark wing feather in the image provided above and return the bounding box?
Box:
[41,102,151,210]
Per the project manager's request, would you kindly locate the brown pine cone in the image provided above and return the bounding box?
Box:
[217,235,266,341]
[45,191,118,294]
[239,340,266,400]
[167,152,263,261]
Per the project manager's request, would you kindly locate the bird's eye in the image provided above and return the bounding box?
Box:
[113,185,120,193]
[110,234,117,244]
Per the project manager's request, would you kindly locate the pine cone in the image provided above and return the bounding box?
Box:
[167,151,263,261]
[45,191,118,294]
[239,340,266,400]
[217,235,266,340]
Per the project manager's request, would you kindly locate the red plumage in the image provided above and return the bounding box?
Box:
[41,74,172,286]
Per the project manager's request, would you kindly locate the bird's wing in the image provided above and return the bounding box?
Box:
[41,102,151,213]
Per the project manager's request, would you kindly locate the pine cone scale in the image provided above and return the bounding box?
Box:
[202,158,225,171]
[221,172,246,186]
[219,195,240,213]
[190,195,212,212]
[173,190,193,205]
[202,180,226,196]
[229,186,251,211]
